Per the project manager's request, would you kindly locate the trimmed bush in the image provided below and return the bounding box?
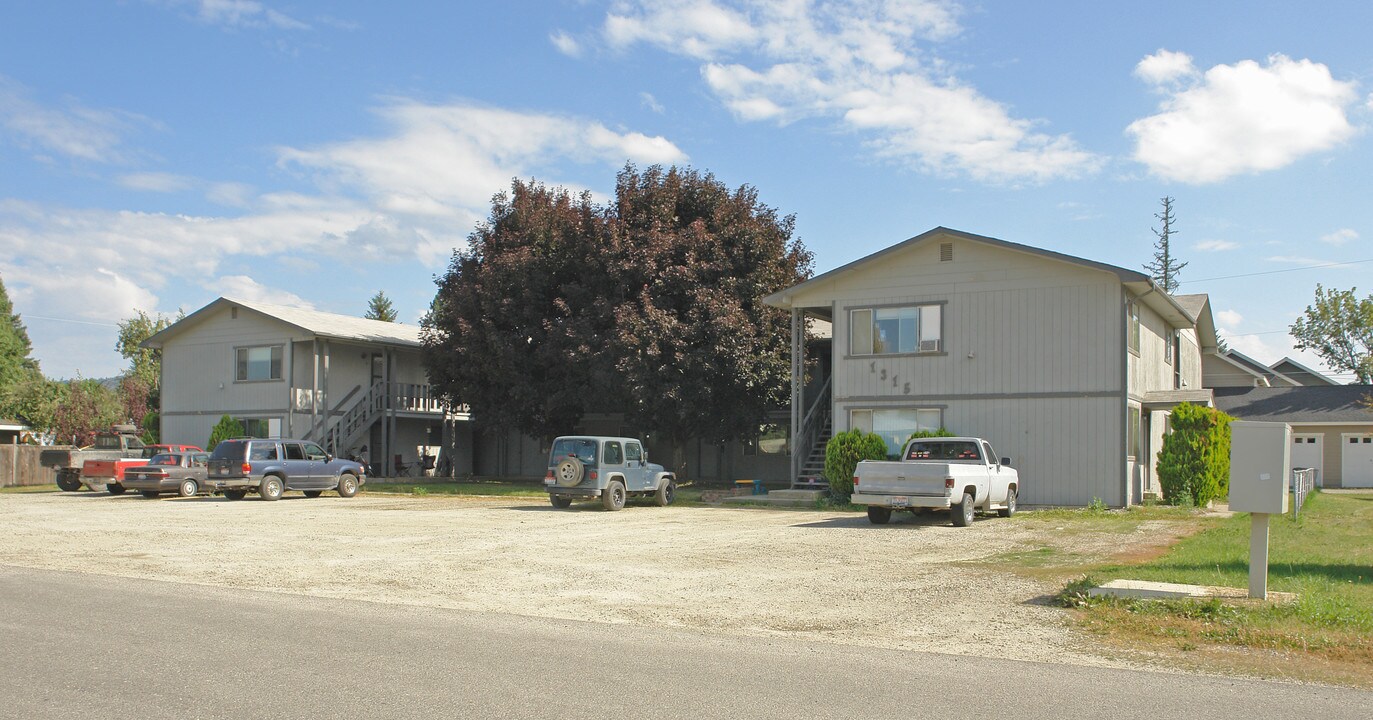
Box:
[207,415,245,452]
[1156,402,1233,507]
[908,427,954,441]
[824,429,889,498]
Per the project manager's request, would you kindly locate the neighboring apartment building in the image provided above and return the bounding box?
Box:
[764,227,1215,507]
[144,297,470,478]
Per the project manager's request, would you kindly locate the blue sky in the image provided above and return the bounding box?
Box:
[2,0,1371,381]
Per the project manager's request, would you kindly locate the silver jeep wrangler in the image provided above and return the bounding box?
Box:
[544,436,676,510]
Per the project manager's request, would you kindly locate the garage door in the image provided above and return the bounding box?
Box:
[1340,434,1373,488]
[1290,435,1323,486]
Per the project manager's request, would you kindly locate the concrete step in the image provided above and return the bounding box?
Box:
[722,488,826,508]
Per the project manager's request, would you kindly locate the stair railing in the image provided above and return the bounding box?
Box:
[792,375,832,486]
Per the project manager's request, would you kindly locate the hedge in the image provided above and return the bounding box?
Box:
[1156,402,1233,507]
[823,429,889,498]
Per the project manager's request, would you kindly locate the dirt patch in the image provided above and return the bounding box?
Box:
[0,491,1192,668]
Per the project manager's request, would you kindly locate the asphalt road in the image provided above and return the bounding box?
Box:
[2,566,1368,720]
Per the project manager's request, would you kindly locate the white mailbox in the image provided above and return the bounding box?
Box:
[1229,421,1291,515]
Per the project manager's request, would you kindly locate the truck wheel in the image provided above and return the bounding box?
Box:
[224,489,248,501]
[259,476,284,501]
[337,474,359,498]
[952,492,975,527]
[107,483,127,496]
[56,471,82,492]
[653,481,675,507]
[866,506,892,525]
[998,488,1018,518]
[141,491,160,499]
[303,490,323,498]
[601,480,626,511]
[549,495,573,509]
[179,479,199,498]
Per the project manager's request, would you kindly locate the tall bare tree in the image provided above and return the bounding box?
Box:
[1143,196,1187,293]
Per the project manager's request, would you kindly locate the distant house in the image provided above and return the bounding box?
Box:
[143,297,469,477]
[764,227,1216,507]
[1213,385,1373,488]
[1269,356,1341,386]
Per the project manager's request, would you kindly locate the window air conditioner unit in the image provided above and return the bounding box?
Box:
[919,339,941,353]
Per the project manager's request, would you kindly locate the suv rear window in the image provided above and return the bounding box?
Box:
[210,441,247,462]
[550,438,598,467]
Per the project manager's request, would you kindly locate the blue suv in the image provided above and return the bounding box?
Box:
[206,438,366,501]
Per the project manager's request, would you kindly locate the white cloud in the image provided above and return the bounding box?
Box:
[117,172,193,192]
[1194,238,1239,251]
[0,75,151,163]
[216,275,314,308]
[550,31,581,57]
[1134,49,1198,88]
[596,0,1098,183]
[640,92,665,113]
[1215,309,1244,328]
[165,0,311,30]
[1320,228,1358,245]
[277,100,687,214]
[1127,53,1359,183]
[206,181,256,207]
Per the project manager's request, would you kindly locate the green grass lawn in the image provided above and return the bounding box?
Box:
[1065,491,1373,686]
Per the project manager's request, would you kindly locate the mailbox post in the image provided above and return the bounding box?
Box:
[1228,421,1291,599]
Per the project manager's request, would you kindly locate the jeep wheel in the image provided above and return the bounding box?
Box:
[554,458,584,487]
[867,506,892,525]
[178,479,199,498]
[259,476,284,501]
[223,489,248,501]
[549,495,573,509]
[107,483,126,496]
[653,481,675,507]
[141,491,160,499]
[337,474,359,498]
[56,471,82,492]
[303,490,323,498]
[951,492,975,527]
[601,480,626,511]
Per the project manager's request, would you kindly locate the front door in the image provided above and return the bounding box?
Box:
[624,442,648,491]
[1341,434,1373,488]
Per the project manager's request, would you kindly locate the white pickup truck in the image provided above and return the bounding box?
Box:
[850,437,1019,527]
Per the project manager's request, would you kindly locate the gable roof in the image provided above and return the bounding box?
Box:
[1270,357,1340,386]
[1224,349,1299,387]
[144,297,423,349]
[1212,386,1373,424]
[1172,293,1218,352]
[762,226,1195,327]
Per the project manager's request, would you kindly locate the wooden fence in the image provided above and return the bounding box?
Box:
[0,445,55,487]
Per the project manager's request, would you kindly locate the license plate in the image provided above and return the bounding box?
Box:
[889,496,910,508]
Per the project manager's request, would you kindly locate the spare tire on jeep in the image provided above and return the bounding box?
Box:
[554,457,584,487]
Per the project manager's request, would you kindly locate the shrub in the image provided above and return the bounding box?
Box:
[908,427,955,441]
[1156,402,1233,507]
[207,415,245,452]
[823,429,889,498]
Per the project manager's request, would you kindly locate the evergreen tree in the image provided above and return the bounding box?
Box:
[0,273,42,389]
[365,291,399,322]
[1143,196,1187,293]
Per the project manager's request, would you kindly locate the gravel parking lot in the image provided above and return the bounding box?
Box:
[0,491,1173,667]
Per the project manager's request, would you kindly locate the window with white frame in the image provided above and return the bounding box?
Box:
[850,304,942,355]
[236,345,283,381]
[1127,301,1141,354]
[238,417,282,438]
[850,408,943,458]
[1127,406,1141,458]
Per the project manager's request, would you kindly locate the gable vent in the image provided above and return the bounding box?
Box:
[939,242,954,262]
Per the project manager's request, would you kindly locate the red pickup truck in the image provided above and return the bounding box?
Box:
[83,444,203,495]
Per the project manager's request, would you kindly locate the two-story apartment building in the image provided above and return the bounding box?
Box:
[144,297,469,477]
[764,227,1216,507]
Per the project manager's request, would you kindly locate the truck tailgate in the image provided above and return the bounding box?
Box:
[854,460,952,496]
[82,460,118,478]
